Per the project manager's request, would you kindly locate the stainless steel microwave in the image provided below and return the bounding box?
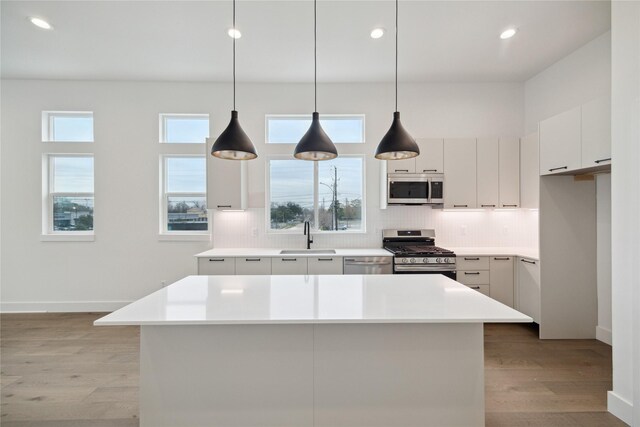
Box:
[387,174,444,205]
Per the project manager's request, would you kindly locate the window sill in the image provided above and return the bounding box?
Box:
[158,233,210,242]
[40,234,95,242]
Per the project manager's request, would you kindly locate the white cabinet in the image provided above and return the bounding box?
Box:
[489,257,514,308]
[581,97,611,167]
[415,139,444,173]
[207,156,247,210]
[272,257,308,275]
[498,138,520,208]
[458,270,490,285]
[520,132,539,209]
[516,257,540,323]
[465,284,491,297]
[235,258,271,275]
[539,106,582,175]
[476,138,499,208]
[308,257,343,275]
[387,157,416,173]
[444,138,477,208]
[198,257,236,275]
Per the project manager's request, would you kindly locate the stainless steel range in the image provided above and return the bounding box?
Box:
[383,229,457,279]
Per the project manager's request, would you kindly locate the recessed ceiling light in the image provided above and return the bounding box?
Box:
[30,17,53,30]
[228,28,241,39]
[370,28,385,39]
[500,28,517,39]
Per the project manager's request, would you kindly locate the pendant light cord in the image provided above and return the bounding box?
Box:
[233,0,236,110]
[395,0,398,112]
[314,0,317,112]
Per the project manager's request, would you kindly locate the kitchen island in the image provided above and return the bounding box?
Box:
[95,274,531,427]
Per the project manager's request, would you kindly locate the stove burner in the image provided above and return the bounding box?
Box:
[384,245,454,256]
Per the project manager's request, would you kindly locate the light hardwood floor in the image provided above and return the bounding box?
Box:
[0,313,627,427]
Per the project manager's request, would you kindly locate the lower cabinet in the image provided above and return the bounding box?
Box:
[516,257,541,323]
[198,256,344,275]
[489,257,514,307]
[457,257,490,296]
[197,257,236,275]
[457,255,515,308]
[308,257,343,274]
[272,257,308,275]
[235,258,272,275]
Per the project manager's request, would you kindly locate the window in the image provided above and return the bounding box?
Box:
[161,156,208,234]
[268,156,365,232]
[42,111,94,142]
[266,115,365,144]
[46,155,94,234]
[160,114,209,143]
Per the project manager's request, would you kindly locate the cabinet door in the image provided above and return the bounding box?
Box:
[444,138,477,208]
[271,257,308,275]
[198,257,236,275]
[476,138,499,208]
[465,284,491,297]
[456,256,490,270]
[386,158,416,173]
[457,271,490,285]
[308,257,343,274]
[489,257,514,307]
[539,106,582,175]
[498,138,520,208]
[415,139,444,173]
[516,258,540,323]
[235,258,271,275]
[207,155,247,210]
[520,132,539,209]
[581,97,611,167]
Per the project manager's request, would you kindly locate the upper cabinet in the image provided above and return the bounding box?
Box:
[206,155,248,210]
[444,138,477,209]
[476,138,499,208]
[539,106,582,175]
[581,97,611,168]
[499,137,520,208]
[520,132,539,209]
[386,157,416,173]
[415,139,444,173]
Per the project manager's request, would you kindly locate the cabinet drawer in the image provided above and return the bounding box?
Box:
[272,257,308,275]
[465,284,490,297]
[457,270,490,285]
[198,257,235,275]
[235,258,272,275]
[456,256,489,270]
[308,257,343,275]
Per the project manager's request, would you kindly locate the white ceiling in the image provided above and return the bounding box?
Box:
[1,0,611,83]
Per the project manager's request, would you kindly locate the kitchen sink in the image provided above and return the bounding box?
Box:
[279,249,337,254]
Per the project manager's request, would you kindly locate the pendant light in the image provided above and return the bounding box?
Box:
[374,0,419,160]
[293,0,338,161]
[209,0,257,160]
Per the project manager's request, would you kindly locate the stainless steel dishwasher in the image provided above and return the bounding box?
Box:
[343,256,393,274]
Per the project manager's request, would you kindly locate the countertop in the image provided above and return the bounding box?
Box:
[449,247,539,260]
[195,248,393,258]
[95,274,532,326]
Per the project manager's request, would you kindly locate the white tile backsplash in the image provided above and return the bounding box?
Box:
[212,207,538,250]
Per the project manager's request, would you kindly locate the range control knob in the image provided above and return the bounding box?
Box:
[402,258,408,264]
[410,258,416,263]
[422,258,428,264]
[445,258,454,264]
[436,258,442,263]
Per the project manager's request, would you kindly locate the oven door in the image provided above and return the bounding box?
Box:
[394,265,457,280]
[387,175,429,204]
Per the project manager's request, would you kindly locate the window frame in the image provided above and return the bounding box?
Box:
[41,111,94,143]
[265,154,366,234]
[159,113,210,144]
[159,154,209,239]
[265,114,366,144]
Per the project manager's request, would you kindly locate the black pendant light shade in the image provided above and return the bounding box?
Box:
[374,112,419,160]
[210,110,257,160]
[294,112,338,161]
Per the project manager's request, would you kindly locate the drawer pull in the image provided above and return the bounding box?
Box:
[394,169,409,172]
[470,286,481,290]
[217,205,232,208]
[594,158,611,164]
[493,257,510,261]
[454,204,468,208]
[464,257,480,261]
[521,259,536,265]
[245,258,261,262]
[464,272,480,275]
[502,204,518,207]
[423,169,438,172]
[481,204,496,208]
[281,258,297,262]
[317,258,334,261]
[549,166,568,172]
[208,258,225,262]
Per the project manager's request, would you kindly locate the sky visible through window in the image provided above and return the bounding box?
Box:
[51,115,93,141]
[166,157,206,193]
[52,157,94,192]
[164,116,209,143]
[267,116,364,143]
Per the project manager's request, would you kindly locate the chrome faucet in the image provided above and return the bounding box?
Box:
[303,221,313,249]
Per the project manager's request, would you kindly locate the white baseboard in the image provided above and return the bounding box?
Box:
[0,301,132,313]
[596,326,612,345]
[608,391,633,425]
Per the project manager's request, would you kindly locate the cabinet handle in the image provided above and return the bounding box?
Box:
[281,258,297,262]
[453,204,468,208]
[594,158,611,164]
[317,258,334,261]
[423,169,438,172]
[502,204,518,207]
[548,166,568,172]
[493,257,510,261]
[464,272,480,275]
[481,204,496,208]
[464,257,480,261]
[520,259,536,265]
[470,286,481,290]
[394,169,409,172]
[208,258,225,262]
[217,205,232,208]
[245,258,261,262]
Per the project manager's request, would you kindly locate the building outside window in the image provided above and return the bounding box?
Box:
[160,155,208,233]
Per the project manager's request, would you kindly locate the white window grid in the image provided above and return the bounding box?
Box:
[160,154,208,234]
[159,113,210,144]
[265,114,366,144]
[42,111,94,142]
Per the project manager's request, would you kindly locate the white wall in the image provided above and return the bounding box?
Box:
[1,79,534,311]
[610,1,639,424]
[597,174,612,345]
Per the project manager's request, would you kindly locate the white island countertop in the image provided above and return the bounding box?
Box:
[194,248,392,258]
[95,274,531,326]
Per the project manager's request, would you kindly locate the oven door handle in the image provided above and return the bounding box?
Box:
[394,265,457,272]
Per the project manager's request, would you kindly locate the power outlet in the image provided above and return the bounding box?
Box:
[461,225,467,236]
[251,228,258,237]
[502,226,509,236]
[161,280,167,288]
